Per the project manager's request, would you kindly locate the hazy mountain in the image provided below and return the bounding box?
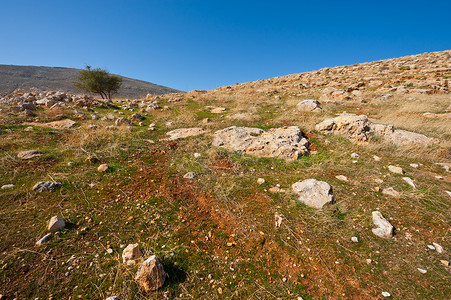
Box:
[0,64,181,98]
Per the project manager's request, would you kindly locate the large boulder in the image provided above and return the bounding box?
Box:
[315,114,371,142]
[296,99,322,112]
[212,126,309,161]
[292,179,335,209]
[135,255,166,292]
[382,129,438,147]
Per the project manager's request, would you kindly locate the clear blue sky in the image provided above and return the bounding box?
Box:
[1,0,450,91]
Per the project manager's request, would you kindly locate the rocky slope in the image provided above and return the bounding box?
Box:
[211,49,450,99]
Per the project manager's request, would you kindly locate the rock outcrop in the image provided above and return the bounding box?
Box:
[162,128,208,141]
[212,126,309,161]
[316,113,438,146]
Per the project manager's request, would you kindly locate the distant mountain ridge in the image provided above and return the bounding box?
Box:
[0,64,181,98]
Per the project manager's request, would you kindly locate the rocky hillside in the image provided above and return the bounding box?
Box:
[0,64,181,98]
[0,50,450,299]
[210,49,450,99]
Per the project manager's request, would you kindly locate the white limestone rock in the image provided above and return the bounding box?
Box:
[135,255,166,292]
[48,216,65,232]
[372,211,394,238]
[292,179,335,209]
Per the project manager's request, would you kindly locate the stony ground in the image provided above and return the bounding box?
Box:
[0,50,450,299]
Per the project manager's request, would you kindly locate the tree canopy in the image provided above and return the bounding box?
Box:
[74,66,122,99]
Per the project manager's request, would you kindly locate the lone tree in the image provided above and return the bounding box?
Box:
[74,66,122,99]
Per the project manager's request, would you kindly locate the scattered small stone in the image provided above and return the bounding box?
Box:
[374,178,384,184]
[269,186,286,193]
[435,162,451,172]
[105,296,119,300]
[351,152,360,158]
[373,155,381,161]
[1,184,14,189]
[17,150,42,159]
[274,212,283,228]
[435,175,444,180]
[36,233,52,245]
[410,163,419,168]
[217,287,223,294]
[131,113,144,121]
[87,124,99,130]
[388,165,405,174]
[417,268,427,274]
[98,164,109,172]
[366,259,372,264]
[122,243,142,266]
[335,175,348,182]
[257,178,266,185]
[48,216,65,232]
[427,245,436,250]
[445,191,451,198]
[106,248,113,254]
[33,181,62,192]
[382,291,391,297]
[183,172,196,179]
[351,236,359,243]
[115,117,133,126]
[382,187,400,197]
[67,162,73,167]
[402,177,416,189]
[372,211,394,238]
[207,106,226,113]
[352,160,358,164]
[85,156,99,163]
[433,242,444,253]
[24,126,34,131]
[135,255,166,292]
[194,152,201,158]
[440,260,450,267]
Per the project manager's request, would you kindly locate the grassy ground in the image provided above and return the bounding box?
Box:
[0,92,450,299]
